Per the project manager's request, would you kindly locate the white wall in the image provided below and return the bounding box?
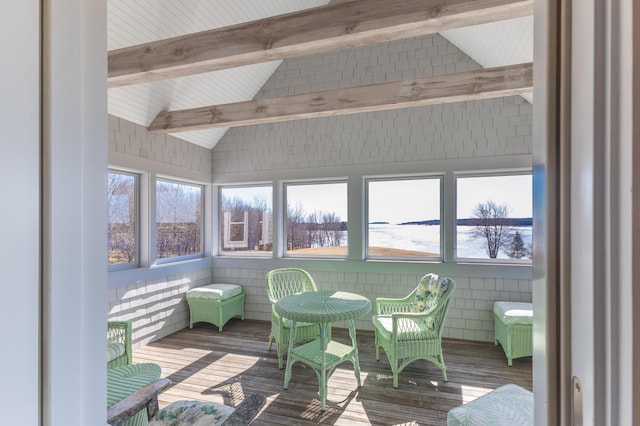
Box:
[0,1,40,423]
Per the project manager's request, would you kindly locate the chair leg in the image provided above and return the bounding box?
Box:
[268,335,274,351]
[277,342,285,369]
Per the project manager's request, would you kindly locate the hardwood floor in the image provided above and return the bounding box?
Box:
[132,319,532,425]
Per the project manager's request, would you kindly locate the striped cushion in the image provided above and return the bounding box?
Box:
[447,384,533,426]
[107,342,125,363]
[107,363,162,406]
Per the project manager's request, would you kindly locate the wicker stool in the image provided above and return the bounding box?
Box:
[493,301,533,366]
[447,383,533,425]
[186,284,245,332]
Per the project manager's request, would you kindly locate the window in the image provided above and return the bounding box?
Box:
[456,173,532,261]
[285,181,347,257]
[219,185,273,255]
[108,170,138,268]
[367,177,441,259]
[156,179,203,260]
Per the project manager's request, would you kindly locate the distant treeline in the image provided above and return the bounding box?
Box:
[395,218,533,226]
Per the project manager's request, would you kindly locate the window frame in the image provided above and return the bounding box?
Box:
[107,169,139,272]
[454,170,533,264]
[365,174,444,261]
[283,179,349,259]
[154,176,205,264]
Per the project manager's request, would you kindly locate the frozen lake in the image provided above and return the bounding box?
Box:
[367,223,532,259]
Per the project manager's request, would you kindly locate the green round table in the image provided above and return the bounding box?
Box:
[275,290,371,411]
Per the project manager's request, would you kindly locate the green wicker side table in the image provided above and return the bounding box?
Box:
[187,283,245,332]
[275,290,371,411]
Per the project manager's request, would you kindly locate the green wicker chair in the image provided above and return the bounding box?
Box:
[266,268,322,369]
[108,321,132,369]
[372,273,456,388]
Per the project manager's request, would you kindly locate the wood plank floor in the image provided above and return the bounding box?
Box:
[132,319,532,425]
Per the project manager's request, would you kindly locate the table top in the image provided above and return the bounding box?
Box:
[275,290,371,323]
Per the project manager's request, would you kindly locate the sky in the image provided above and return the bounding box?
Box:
[456,175,532,218]
[286,182,348,221]
[368,178,440,224]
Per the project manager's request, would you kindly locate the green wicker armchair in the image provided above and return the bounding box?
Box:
[108,321,132,369]
[266,268,322,369]
[372,273,456,388]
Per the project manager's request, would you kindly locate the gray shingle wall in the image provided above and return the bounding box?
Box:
[210,33,533,342]
[212,33,532,174]
[109,114,212,175]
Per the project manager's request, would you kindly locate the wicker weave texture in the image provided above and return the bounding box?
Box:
[108,321,132,368]
[266,268,321,369]
[493,307,533,366]
[372,274,456,388]
[187,290,245,332]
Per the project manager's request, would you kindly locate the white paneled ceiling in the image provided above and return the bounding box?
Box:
[441,16,534,103]
[107,1,533,150]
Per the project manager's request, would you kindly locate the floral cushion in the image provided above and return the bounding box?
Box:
[150,400,235,426]
[411,274,450,313]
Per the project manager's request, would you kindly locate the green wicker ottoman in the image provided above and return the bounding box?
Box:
[187,283,245,332]
[493,301,533,366]
[447,383,533,425]
[107,363,162,426]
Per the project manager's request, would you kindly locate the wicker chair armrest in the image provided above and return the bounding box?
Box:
[375,291,415,315]
[221,393,267,426]
[107,378,172,426]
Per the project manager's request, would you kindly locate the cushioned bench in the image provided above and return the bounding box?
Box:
[493,301,533,366]
[186,283,245,332]
[447,383,533,426]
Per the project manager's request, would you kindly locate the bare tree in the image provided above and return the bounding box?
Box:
[286,202,307,250]
[470,200,514,258]
[156,181,201,258]
[320,211,343,247]
[107,173,135,264]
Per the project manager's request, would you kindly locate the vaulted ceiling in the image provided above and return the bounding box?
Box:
[107,0,533,150]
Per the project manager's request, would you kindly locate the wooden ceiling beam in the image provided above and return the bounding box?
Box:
[148,62,533,133]
[108,0,533,87]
